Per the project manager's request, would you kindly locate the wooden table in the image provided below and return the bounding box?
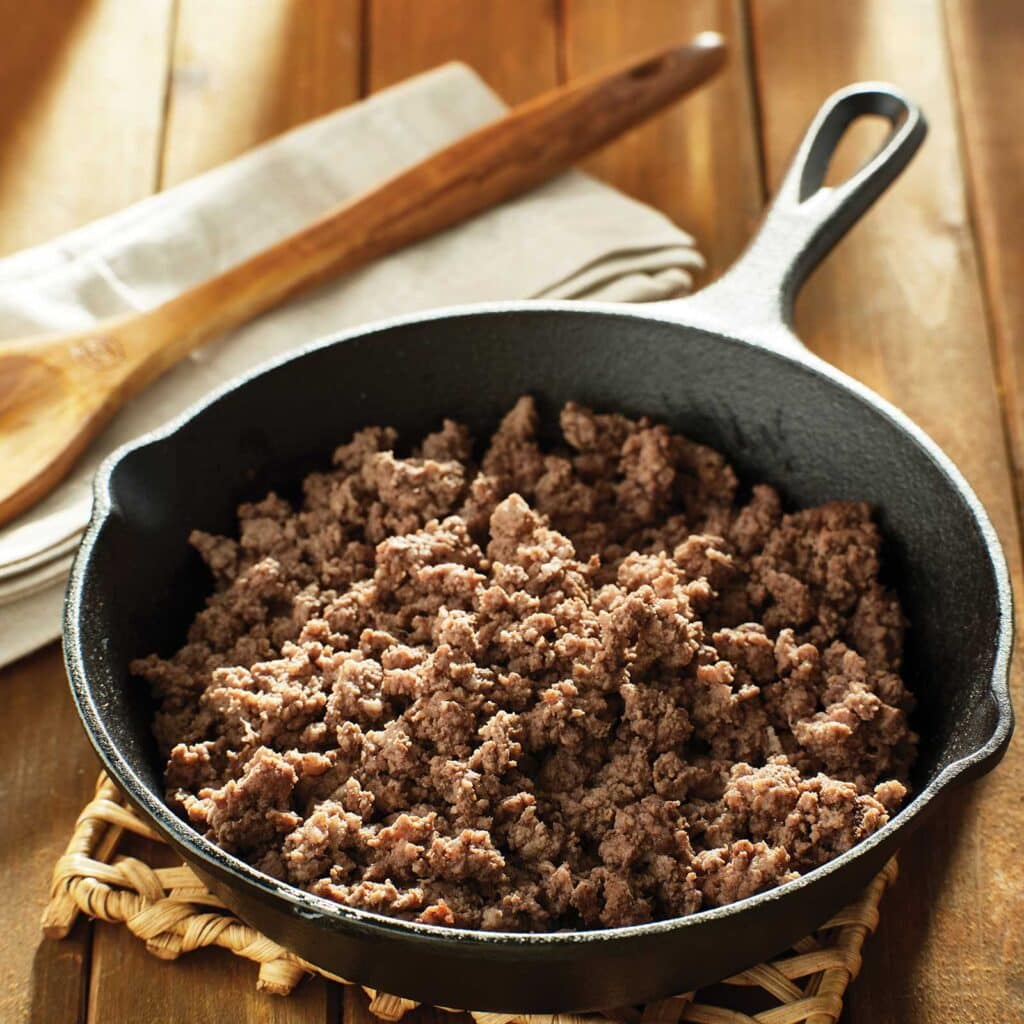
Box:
[1,2,1021,1021]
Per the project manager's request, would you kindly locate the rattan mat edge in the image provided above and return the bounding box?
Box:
[43,773,897,1023]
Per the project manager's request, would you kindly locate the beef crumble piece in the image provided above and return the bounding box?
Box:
[135,397,916,931]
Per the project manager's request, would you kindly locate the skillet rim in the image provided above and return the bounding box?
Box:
[63,298,1014,951]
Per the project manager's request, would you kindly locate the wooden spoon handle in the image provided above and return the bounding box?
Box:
[113,33,725,394]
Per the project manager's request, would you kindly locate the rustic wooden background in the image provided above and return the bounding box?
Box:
[1,1,1021,1022]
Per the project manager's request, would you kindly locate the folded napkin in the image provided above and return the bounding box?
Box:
[0,62,703,668]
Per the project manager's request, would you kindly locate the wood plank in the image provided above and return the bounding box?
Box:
[0,0,174,256]
[352,7,561,1020]
[0,649,100,1024]
[161,0,363,187]
[83,4,363,1022]
[0,3,174,1020]
[14,4,1019,1022]
[85,838,336,1024]
[749,3,1024,1022]
[562,0,763,278]
[367,0,558,100]
[945,0,1024,516]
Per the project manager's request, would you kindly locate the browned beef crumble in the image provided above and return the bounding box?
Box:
[134,397,916,931]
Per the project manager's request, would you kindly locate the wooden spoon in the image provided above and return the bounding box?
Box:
[0,33,725,528]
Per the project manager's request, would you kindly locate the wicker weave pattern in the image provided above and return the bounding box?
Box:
[43,774,897,1023]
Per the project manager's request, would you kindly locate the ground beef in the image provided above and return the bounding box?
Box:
[134,397,916,932]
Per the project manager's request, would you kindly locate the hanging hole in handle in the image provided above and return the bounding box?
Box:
[819,116,892,188]
[797,93,911,202]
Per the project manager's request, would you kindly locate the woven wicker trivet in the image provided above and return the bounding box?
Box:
[43,773,897,1023]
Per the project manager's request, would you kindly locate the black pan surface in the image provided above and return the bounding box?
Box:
[64,84,1013,1012]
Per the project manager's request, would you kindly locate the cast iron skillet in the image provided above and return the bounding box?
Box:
[65,83,1013,1013]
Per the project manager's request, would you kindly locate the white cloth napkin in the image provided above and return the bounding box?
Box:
[0,62,703,668]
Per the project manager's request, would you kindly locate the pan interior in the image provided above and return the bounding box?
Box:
[77,307,1004,831]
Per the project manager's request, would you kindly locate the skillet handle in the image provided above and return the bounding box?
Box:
[665,83,927,352]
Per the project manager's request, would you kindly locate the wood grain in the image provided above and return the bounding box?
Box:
[85,841,336,1024]
[354,11,566,1024]
[367,0,559,101]
[3,3,1022,1021]
[750,2,1024,1021]
[945,0,1024,521]
[161,0,363,187]
[0,3,174,1021]
[0,0,174,256]
[0,649,100,1024]
[81,3,366,1022]
[562,0,763,278]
